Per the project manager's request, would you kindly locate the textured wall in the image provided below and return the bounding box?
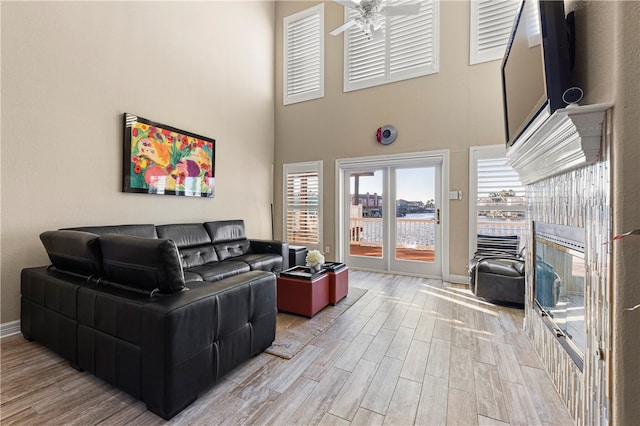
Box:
[611,1,640,424]
[523,1,640,424]
[525,144,611,424]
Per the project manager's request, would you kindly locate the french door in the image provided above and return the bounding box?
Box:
[339,154,444,277]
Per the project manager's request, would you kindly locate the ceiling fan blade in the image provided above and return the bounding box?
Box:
[381,3,421,16]
[333,0,361,10]
[330,19,358,36]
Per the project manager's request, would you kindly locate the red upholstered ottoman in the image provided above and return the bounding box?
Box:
[277,267,330,318]
[324,262,349,305]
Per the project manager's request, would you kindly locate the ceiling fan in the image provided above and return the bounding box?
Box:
[329,0,422,40]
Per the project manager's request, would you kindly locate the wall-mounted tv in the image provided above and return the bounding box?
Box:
[501,0,574,148]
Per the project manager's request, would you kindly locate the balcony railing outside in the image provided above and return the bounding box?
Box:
[350,218,435,249]
[477,220,526,239]
[349,218,527,248]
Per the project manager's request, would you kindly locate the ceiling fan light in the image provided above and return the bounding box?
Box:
[371,15,382,30]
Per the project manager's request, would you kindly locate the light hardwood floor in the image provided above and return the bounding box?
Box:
[1,271,574,425]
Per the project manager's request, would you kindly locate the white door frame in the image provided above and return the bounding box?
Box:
[335,150,450,280]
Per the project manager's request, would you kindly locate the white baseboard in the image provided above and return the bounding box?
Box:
[447,274,470,285]
[1,320,21,338]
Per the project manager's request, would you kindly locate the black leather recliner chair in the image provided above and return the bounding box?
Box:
[468,235,525,306]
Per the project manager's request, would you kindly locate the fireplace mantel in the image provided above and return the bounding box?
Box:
[506,103,612,185]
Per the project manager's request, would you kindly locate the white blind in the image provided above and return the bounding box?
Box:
[346,14,386,84]
[284,4,324,105]
[476,157,525,209]
[470,0,520,65]
[470,147,527,255]
[284,164,322,246]
[345,0,438,92]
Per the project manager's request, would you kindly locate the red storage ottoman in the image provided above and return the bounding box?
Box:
[277,267,329,317]
[323,262,349,305]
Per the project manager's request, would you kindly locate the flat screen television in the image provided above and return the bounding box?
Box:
[501,0,575,148]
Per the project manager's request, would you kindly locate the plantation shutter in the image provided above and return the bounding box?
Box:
[284,4,324,105]
[477,157,526,206]
[345,7,386,87]
[284,162,323,250]
[470,0,521,65]
[344,0,439,92]
[476,157,526,239]
[470,147,527,257]
[388,0,436,76]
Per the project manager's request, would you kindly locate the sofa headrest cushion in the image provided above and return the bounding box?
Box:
[100,234,185,294]
[40,230,103,276]
[204,220,246,243]
[63,224,158,238]
[156,223,211,248]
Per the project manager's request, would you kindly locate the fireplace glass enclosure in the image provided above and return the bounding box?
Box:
[534,222,585,367]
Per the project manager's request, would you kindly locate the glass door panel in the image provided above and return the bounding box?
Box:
[340,156,443,277]
[391,166,441,276]
[348,169,385,263]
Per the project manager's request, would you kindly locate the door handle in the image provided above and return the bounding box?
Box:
[436,208,440,224]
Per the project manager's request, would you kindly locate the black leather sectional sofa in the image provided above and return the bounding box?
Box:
[20,220,287,419]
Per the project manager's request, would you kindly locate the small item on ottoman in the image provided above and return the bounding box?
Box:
[280,265,326,280]
[306,249,325,273]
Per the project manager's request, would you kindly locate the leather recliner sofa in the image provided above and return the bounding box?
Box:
[20,220,287,419]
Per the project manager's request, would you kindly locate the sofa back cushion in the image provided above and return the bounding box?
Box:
[100,234,185,294]
[64,224,158,239]
[156,223,218,268]
[176,245,218,268]
[212,240,250,261]
[204,220,246,243]
[40,230,103,276]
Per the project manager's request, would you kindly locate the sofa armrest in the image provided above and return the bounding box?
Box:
[249,239,289,270]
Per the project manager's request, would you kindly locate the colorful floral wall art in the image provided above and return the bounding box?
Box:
[122,113,215,197]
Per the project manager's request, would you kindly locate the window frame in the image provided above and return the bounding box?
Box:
[343,0,439,92]
[283,161,323,252]
[283,4,325,105]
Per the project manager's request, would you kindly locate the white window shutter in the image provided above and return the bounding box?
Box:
[476,158,526,204]
[469,147,527,257]
[344,0,439,92]
[388,0,437,78]
[283,162,323,251]
[284,4,324,105]
[470,0,521,65]
[345,8,386,88]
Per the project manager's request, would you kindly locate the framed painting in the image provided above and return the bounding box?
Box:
[122,113,215,197]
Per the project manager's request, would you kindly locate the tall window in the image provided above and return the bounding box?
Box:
[283,161,323,251]
[470,0,520,64]
[469,146,526,256]
[283,4,324,105]
[344,0,439,92]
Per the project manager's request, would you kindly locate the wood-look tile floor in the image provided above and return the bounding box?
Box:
[0,271,574,425]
